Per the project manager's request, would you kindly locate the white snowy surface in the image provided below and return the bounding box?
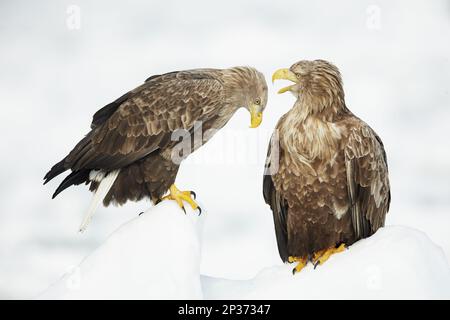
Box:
[39,201,204,300]
[39,202,450,300]
[202,227,450,300]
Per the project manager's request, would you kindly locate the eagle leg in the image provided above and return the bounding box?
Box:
[288,256,308,274]
[312,243,346,268]
[161,184,201,214]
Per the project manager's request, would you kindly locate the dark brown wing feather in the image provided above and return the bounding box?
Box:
[45,70,224,196]
[90,72,181,129]
[344,120,391,239]
[90,91,132,129]
[263,134,289,262]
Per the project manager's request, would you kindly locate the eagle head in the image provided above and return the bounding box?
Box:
[272,60,345,116]
[223,66,268,128]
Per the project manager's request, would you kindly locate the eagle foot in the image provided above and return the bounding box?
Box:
[288,256,308,274]
[161,184,201,215]
[312,243,346,268]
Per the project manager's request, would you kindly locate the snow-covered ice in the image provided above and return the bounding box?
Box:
[39,201,205,300]
[202,227,450,300]
[39,202,450,300]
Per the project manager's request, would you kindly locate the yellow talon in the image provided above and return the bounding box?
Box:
[288,256,308,274]
[161,184,200,213]
[312,243,346,266]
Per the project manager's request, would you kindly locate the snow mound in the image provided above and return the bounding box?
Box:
[39,201,205,299]
[202,226,450,299]
[39,202,450,299]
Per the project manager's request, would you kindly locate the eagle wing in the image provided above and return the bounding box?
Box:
[344,119,391,239]
[45,70,224,196]
[263,132,289,262]
[77,71,223,170]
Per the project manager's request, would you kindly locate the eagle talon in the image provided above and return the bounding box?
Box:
[161,184,200,214]
[197,206,202,216]
[190,191,196,200]
[288,256,307,275]
[138,211,144,216]
[312,243,346,267]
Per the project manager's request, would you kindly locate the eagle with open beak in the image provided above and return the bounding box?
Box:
[265,60,391,274]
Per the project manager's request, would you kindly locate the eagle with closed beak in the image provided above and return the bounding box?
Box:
[45,67,267,231]
[265,60,390,273]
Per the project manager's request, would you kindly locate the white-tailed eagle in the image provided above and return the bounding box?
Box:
[45,67,268,231]
[265,60,390,273]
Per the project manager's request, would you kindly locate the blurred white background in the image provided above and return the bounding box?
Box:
[0,0,449,299]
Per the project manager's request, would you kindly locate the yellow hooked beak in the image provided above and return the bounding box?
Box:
[272,68,299,94]
[249,104,263,128]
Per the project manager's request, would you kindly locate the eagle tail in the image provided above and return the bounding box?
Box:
[79,169,120,233]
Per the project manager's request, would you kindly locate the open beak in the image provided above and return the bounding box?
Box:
[249,104,263,128]
[272,68,298,94]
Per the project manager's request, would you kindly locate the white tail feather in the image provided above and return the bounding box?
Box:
[79,169,120,233]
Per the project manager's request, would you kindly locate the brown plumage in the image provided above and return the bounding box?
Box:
[265,60,391,263]
[45,67,267,208]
